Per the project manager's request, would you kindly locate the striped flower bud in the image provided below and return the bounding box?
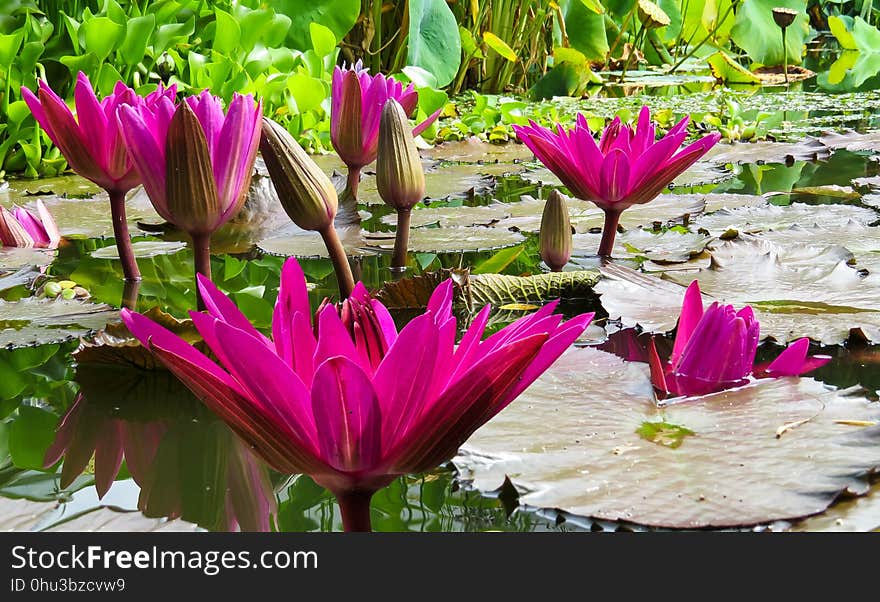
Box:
[376,99,425,211]
[260,117,338,231]
[539,190,572,272]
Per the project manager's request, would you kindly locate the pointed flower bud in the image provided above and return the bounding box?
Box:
[376,99,425,212]
[539,190,572,272]
[259,117,337,231]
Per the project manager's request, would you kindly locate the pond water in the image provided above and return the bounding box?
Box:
[3,83,880,532]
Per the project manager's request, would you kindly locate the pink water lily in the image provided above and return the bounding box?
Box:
[648,281,831,399]
[0,200,60,248]
[21,73,176,280]
[513,106,721,256]
[331,61,440,218]
[121,257,593,531]
[118,90,261,303]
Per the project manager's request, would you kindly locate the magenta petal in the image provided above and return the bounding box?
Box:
[196,273,271,347]
[670,281,704,367]
[412,107,442,138]
[599,148,631,204]
[313,304,367,372]
[311,356,382,472]
[766,338,830,376]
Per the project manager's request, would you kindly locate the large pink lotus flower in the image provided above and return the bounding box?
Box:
[118,90,261,302]
[513,107,721,256]
[648,281,831,399]
[0,200,60,248]
[21,73,176,280]
[120,257,593,531]
[331,61,440,218]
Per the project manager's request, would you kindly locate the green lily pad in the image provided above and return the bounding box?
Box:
[0,297,118,349]
[356,163,497,206]
[454,347,880,528]
[91,241,187,259]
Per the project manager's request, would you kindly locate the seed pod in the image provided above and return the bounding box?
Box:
[772,7,797,29]
[539,190,572,272]
[376,99,425,211]
[260,117,338,231]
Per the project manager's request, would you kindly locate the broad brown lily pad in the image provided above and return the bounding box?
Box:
[34,189,161,239]
[454,347,880,528]
[0,297,118,349]
[0,246,56,271]
[572,228,713,264]
[705,138,831,165]
[380,203,511,228]
[364,226,525,253]
[257,226,376,258]
[693,202,877,236]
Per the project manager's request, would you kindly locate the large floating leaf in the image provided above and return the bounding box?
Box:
[257,226,376,258]
[573,228,713,264]
[365,226,525,254]
[0,298,118,349]
[0,496,199,531]
[380,203,512,229]
[493,194,704,234]
[705,138,831,165]
[454,347,880,528]
[693,202,877,235]
[0,247,55,272]
[91,241,187,259]
[424,139,535,163]
[34,190,161,239]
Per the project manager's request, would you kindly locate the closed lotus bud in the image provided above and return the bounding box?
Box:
[260,117,337,231]
[772,7,797,29]
[540,190,572,272]
[376,99,425,211]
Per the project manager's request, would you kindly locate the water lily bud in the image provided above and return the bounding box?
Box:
[260,117,337,231]
[540,190,572,272]
[376,99,425,211]
[772,7,797,29]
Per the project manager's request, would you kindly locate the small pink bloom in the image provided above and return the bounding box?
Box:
[331,61,440,170]
[648,281,831,399]
[0,200,60,248]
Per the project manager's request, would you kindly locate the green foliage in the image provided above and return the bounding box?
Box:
[407,0,462,88]
[731,0,810,66]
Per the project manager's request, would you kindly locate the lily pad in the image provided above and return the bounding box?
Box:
[822,129,880,153]
[424,138,535,163]
[32,189,162,239]
[380,203,512,228]
[91,241,187,259]
[572,228,713,263]
[693,202,878,235]
[0,297,118,349]
[0,246,56,271]
[494,194,705,234]
[454,347,880,528]
[705,138,831,165]
[597,236,880,344]
[364,226,525,253]
[257,226,376,258]
[521,161,731,190]
[356,163,497,205]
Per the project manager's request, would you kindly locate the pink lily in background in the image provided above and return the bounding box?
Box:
[648,281,831,400]
[121,257,593,531]
[22,73,176,280]
[331,61,440,220]
[118,90,261,307]
[513,106,720,257]
[0,200,60,248]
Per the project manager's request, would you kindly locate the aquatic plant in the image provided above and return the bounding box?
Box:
[120,257,593,531]
[647,281,831,399]
[118,90,261,307]
[0,200,60,249]
[331,61,439,221]
[259,116,355,298]
[539,190,572,272]
[513,106,720,257]
[21,73,175,279]
[376,99,427,270]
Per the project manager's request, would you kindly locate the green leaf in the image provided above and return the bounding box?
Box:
[271,0,359,51]
[408,0,462,88]
[8,405,58,471]
[707,50,761,84]
[472,244,525,274]
[580,0,605,13]
[0,30,24,69]
[96,63,124,96]
[560,0,609,61]
[829,15,857,50]
[81,16,124,63]
[636,421,695,449]
[153,18,195,56]
[852,16,880,53]
[213,8,241,55]
[59,52,99,79]
[119,14,155,67]
[287,73,326,112]
[309,22,336,57]
[483,32,517,62]
[730,0,808,66]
